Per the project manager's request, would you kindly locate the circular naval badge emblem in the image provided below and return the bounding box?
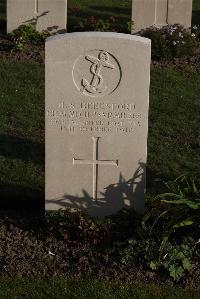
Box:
[72,50,122,98]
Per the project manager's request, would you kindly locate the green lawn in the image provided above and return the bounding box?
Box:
[148,67,200,193]
[0,279,199,299]
[0,62,199,210]
[0,62,44,211]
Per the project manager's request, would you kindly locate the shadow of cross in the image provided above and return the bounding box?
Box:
[155,0,169,25]
[73,137,118,201]
[24,0,50,26]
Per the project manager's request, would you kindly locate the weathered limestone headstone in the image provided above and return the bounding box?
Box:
[132,0,193,32]
[167,0,193,29]
[7,0,67,33]
[45,32,151,217]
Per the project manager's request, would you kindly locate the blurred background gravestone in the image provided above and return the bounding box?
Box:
[132,0,193,32]
[7,0,67,33]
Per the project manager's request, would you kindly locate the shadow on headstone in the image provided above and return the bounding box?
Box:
[22,11,66,33]
[22,10,50,28]
[46,162,145,217]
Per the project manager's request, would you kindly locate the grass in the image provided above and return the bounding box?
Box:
[147,67,200,193]
[0,62,44,211]
[0,278,199,299]
[0,62,199,210]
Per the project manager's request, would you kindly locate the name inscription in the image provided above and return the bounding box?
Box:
[47,101,142,134]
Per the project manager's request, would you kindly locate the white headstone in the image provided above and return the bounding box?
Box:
[45,32,151,217]
[132,0,193,32]
[7,0,67,33]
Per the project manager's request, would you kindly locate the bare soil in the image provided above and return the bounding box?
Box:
[0,212,199,290]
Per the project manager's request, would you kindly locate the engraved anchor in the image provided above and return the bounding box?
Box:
[81,51,114,95]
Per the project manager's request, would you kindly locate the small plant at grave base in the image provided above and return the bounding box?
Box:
[149,243,195,281]
[106,175,200,282]
[112,237,197,282]
[0,256,6,273]
[191,25,200,42]
[140,24,199,60]
[76,16,134,33]
[142,174,200,280]
[46,208,112,245]
[144,174,200,246]
[10,25,50,51]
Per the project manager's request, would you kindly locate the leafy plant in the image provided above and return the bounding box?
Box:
[0,256,6,273]
[46,209,112,245]
[150,244,194,281]
[141,24,199,60]
[144,175,200,249]
[191,25,200,42]
[10,25,50,50]
[75,15,134,33]
[106,175,200,282]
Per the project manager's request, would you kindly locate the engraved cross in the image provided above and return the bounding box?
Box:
[73,137,118,200]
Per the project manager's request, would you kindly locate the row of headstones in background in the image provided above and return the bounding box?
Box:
[132,0,193,32]
[7,0,67,33]
[7,0,193,34]
[45,32,151,217]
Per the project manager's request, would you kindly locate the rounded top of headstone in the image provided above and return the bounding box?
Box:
[46,32,151,45]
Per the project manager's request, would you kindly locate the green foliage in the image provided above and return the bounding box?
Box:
[10,25,50,50]
[107,175,200,282]
[0,256,6,273]
[150,244,194,281]
[192,25,200,41]
[117,238,157,266]
[46,209,112,245]
[141,24,199,60]
[144,175,200,281]
[109,237,197,282]
[74,15,134,33]
[145,175,200,248]
[68,0,131,34]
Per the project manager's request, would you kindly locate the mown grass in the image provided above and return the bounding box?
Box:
[0,61,199,210]
[147,67,200,193]
[0,278,199,299]
[0,62,44,211]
